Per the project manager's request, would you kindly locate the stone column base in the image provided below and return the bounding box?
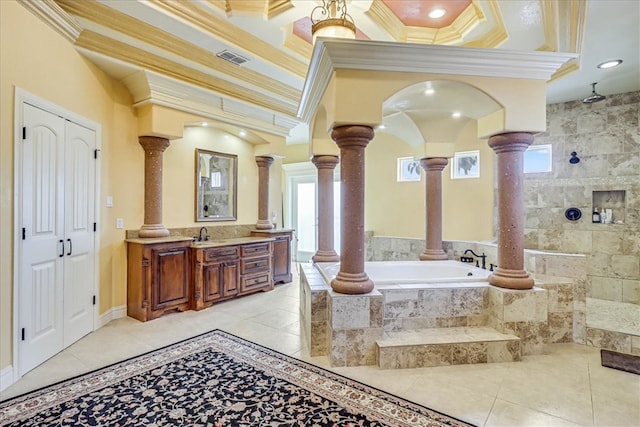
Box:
[255,219,274,230]
[331,271,374,294]
[312,250,340,263]
[139,223,169,238]
[489,267,534,290]
[419,249,448,260]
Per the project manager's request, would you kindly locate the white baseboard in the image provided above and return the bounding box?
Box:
[98,305,127,328]
[0,365,14,392]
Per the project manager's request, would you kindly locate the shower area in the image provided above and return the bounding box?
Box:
[523,90,640,353]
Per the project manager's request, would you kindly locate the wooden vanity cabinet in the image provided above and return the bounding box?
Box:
[127,240,191,322]
[250,230,293,284]
[192,246,240,310]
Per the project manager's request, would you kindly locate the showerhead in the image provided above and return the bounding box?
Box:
[582,82,606,104]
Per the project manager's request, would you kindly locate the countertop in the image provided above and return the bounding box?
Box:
[125,236,275,247]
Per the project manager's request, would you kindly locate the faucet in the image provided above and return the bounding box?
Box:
[197,227,210,242]
[463,249,487,270]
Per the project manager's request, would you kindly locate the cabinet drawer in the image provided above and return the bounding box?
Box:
[241,273,271,292]
[204,246,238,262]
[241,256,270,275]
[241,242,271,257]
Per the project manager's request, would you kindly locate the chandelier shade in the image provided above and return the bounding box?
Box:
[311,0,356,42]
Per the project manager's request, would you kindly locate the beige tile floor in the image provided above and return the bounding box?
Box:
[2,266,639,426]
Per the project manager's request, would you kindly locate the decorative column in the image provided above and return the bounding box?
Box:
[138,136,170,238]
[255,156,274,230]
[488,132,535,290]
[312,155,340,263]
[331,125,374,294]
[419,157,449,260]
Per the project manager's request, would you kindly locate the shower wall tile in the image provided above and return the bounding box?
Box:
[622,280,640,304]
[524,91,639,309]
[632,336,640,356]
[589,276,623,301]
[610,255,640,279]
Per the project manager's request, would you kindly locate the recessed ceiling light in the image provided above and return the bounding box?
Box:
[424,88,435,95]
[239,130,247,137]
[428,8,446,19]
[597,59,623,69]
[201,122,208,127]
[452,111,462,118]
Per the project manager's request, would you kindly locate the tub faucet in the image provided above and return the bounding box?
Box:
[463,249,487,270]
[198,227,210,242]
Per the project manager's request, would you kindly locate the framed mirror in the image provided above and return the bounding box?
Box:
[195,149,237,222]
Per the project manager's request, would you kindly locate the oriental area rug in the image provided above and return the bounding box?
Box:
[0,330,473,426]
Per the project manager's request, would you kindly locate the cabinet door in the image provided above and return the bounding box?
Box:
[221,261,240,298]
[272,236,291,282]
[150,245,190,313]
[202,262,223,303]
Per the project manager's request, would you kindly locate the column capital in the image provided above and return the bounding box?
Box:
[255,156,274,168]
[312,155,339,170]
[331,125,374,149]
[138,135,170,152]
[488,132,534,154]
[420,157,449,172]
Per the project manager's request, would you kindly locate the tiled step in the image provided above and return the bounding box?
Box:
[376,326,521,369]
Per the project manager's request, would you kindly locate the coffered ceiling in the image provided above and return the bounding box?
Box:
[23,0,640,144]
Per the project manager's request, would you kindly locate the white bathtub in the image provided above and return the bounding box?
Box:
[316,260,491,286]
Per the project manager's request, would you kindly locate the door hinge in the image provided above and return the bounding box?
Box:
[94,149,100,159]
[93,222,97,232]
[93,295,96,305]
[22,127,26,140]
[21,328,25,341]
[22,227,26,240]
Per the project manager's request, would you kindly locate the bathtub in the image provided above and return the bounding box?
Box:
[315,260,491,286]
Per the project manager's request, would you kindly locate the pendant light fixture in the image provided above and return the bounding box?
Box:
[311,0,356,43]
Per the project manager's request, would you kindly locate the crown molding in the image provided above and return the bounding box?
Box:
[298,39,578,123]
[462,0,508,49]
[76,31,298,118]
[56,0,299,105]
[148,0,308,78]
[18,0,82,42]
[123,70,298,137]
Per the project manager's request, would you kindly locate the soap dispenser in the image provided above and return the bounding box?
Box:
[592,208,601,223]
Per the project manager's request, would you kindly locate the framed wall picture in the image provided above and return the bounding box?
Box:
[451,150,480,179]
[397,157,421,182]
[195,149,237,221]
[524,144,553,173]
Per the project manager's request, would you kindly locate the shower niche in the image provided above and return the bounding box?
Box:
[592,190,625,224]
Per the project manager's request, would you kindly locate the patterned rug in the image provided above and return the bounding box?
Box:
[0,330,473,426]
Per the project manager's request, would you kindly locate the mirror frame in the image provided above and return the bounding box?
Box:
[195,148,237,222]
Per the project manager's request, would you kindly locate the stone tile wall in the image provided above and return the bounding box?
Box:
[523,91,640,305]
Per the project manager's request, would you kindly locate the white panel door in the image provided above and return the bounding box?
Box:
[19,103,96,376]
[20,103,65,375]
[63,121,95,347]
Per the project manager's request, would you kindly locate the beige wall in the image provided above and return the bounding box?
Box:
[0,2,277,373]
[442,121,495,241]
[0,1,140,369]
[364,123,494,241]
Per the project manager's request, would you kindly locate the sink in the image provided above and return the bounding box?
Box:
[191,240,221,247]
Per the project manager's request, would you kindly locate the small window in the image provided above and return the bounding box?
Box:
[524,144,552,173]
